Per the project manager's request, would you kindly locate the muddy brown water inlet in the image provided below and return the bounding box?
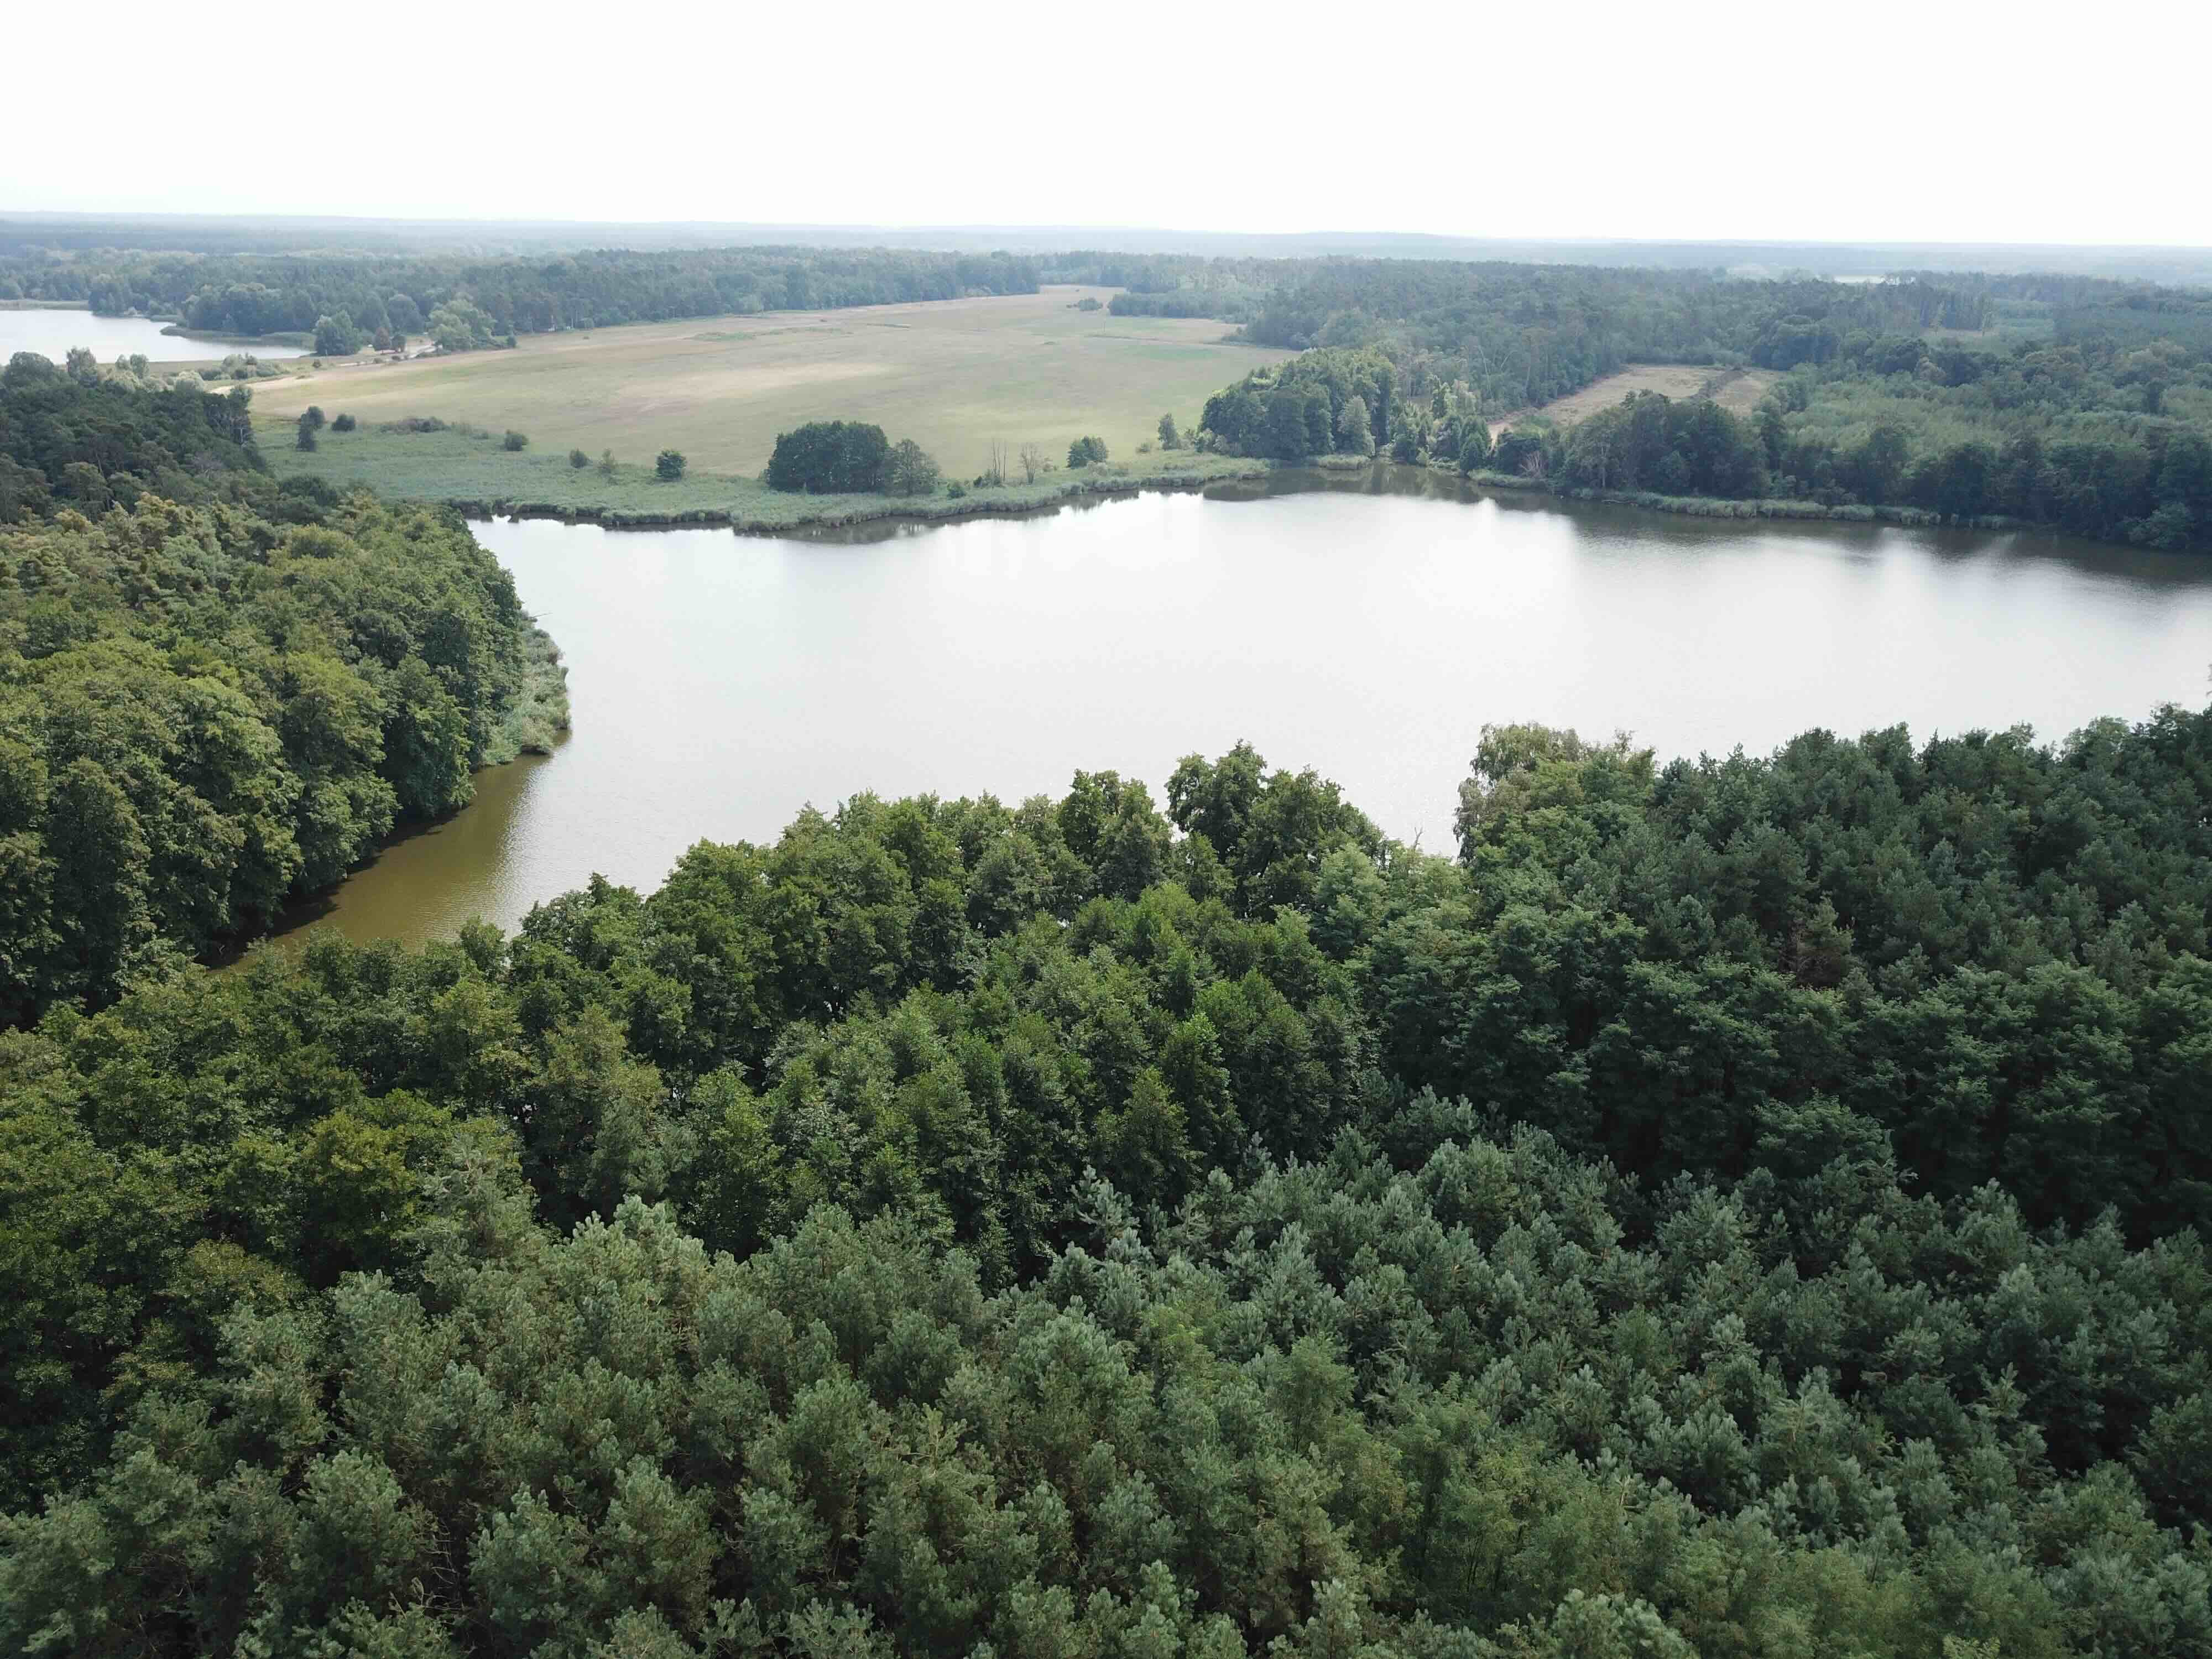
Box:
[279,468,2212,950]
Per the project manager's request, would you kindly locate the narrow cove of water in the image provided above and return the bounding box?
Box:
[281,477,2212,948]
[0,307,309,362]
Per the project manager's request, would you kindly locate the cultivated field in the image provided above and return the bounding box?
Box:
[251,287,1289,482]
[1491,364,1781,433]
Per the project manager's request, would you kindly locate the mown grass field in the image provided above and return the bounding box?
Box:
[1496,364,1782,433]
[263,422,1266,531]
[251,286,1288,484]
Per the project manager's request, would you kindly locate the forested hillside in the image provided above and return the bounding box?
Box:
[0,365,567,1018]
[7,707,2212,1655]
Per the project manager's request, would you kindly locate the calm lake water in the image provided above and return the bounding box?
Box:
[282,470,2212,947]
[0,307,309,362]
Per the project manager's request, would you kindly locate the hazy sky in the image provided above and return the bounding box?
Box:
[8,1,2204,246]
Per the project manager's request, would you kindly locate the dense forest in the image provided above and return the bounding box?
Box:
[7,692,2212,1652]
[0,348,273,511]
[0,366,567,1019]
[1189,265,2212,551]
[0,246,1042,340]
[1234,265,1988,408]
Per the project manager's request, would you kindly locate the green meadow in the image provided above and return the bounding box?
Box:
[264,420,1265,530]
[253,286,1288,489]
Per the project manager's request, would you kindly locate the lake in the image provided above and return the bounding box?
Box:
[283,470,2212,948]
[0,306,309,362]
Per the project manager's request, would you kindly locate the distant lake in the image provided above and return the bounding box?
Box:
[276,469,2212,948]
[0,307,309,362]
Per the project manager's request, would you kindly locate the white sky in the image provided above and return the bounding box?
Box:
[6,0,2206,247]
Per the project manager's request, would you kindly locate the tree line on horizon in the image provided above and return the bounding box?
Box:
[0,246,1044,340]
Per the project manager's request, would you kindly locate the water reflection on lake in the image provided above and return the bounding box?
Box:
[284,472,2212,947]
[0,307,308,362]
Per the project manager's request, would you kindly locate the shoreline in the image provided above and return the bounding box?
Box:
[1399,459,2063,540]
[159,321,315,349]
[354,463,1270,535]
[267,422,2166,552]
[208,620,568,969]
[431,460,2129,551]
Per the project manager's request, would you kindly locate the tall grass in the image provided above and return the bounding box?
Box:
[485,626,571,765]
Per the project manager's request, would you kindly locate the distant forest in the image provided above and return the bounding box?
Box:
[0,246,1042,338]
[1181,264,2212,552]
[11,232,2210,555]
[11,213,2211,281]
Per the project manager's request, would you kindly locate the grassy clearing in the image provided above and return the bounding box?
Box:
[249,286,1288,483]
[1488,363,1778,434]
[1530,364,1718,424]
[263,421,1265,531]
[1709,367,1781,415]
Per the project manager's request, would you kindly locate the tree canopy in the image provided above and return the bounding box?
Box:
[0,378,567,1020]
[765,422,938,497]
[7,702,2212,1656]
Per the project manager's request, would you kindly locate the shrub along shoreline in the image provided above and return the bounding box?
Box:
[1453,465,2049,533]
[266,421,2105,543]
[437,463,1272,531]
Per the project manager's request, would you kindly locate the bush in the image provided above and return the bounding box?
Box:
[302,406,326,431]
[884,437,941,497]
[655,449,686,481]
[766,420,890,493]
[598,449,617,478]
[568,448,590,469]
[945,479,967,499]
[1067,435,1109,468]
[279,474,340,507]
[331,413,356,433]
[502,430,529,451]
